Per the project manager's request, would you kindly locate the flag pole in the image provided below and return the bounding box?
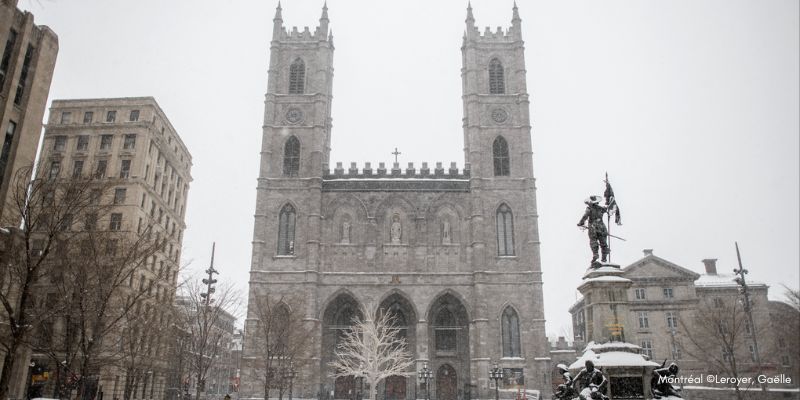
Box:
[605,172,611,263]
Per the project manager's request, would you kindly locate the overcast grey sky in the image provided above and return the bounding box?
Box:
[20,0,799,336]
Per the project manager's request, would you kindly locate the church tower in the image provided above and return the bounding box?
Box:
[461,2,551,391]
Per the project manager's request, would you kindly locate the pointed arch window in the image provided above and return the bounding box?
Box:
[283,136,300,177]
[289,58,305,94]
[277,204,296,255]
[496,204,515,256]
[502,306,521,357]
[489,58,505,94]
[434,308,457,352]
[493,136,510,176]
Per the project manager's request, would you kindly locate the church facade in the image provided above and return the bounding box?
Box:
[241,4,550,400]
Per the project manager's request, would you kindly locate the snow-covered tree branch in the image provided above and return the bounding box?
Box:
[328,303,413,400]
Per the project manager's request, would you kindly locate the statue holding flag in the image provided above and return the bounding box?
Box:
[578,173,622,267]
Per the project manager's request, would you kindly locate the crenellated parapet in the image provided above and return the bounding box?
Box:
[322,162,471,192]
[272,1,331,42]
[323,161,470,179]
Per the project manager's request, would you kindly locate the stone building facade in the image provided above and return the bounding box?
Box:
[569,250,800,387]
[0,0,58,225]
[36,97,192,400]
[240,4,550,400]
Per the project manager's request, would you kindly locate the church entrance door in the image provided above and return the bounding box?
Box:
[334,376,355,399]
[384,375,406,400]
[436,364,457,400]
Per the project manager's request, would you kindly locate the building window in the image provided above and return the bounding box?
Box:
[671,342,681,360]
[277,203,296,255]
[493,136,510,176]
[722,348,732,362]
[129,110,140,121]
[489,58,505,94]
[13,45,33,105]
[781,355,790,365]
[748,345,756,362]
[745,321,753,335]
[119,160,131,178]
[641,340,653,359]
[113,188,126,205]
[123,134,137,150]
[665,311,678,329]
[502,306,521,357]
[77,135,89,151]
[0,30,18,90]
[106,111,117,123]
[83,111,93,124]
[283,136,300,177]
[95,160,107,178]
[83,213,96,231]
[100,134,113,150]
[434,308,457,352]
[778,338,786,348]
[663,288,674,298]
[713,298,724,308]
[638,312,649,329]
[288,58,305,94]
[48,161,60,180]
[53,135,67,151]
[109,213,122,231]
[0,121,16,183]
[634,288,646,300]
[72,160,84,178]
[60,112,72,124]
[496,203,515,256]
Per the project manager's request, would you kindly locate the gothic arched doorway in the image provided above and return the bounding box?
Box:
[384,376,406,400]
[427,292,470,398]
[334,376,355,400]
[436,364,457,400]
[322,293,363,399]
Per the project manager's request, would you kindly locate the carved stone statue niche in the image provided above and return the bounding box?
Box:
[390,213,402,244]
[341,220,351,244]
[442,220,452,244]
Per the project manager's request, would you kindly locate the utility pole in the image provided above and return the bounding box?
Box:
[733,242,766,391]
[201,243,219,306]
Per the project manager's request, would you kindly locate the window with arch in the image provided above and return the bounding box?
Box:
[289,58,305,94]
[283,136,300,177]
[434,308,457,352]
[277,204,296,255]
[496,204,515,256]
[493,136,510,176]
[502,306,521,357]
[489,58,505,94]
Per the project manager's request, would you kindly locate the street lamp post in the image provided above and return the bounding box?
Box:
[418,362,432,400]
[489,363,503,400]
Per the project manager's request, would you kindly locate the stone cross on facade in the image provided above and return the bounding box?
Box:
[392,147,401,163]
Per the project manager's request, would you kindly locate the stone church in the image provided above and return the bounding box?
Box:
[241,3,550,400]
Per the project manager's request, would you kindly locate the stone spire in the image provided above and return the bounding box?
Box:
[465,2,476,40]
[319,1,329,35]
[511,1,522,40]
[273,1,283,39]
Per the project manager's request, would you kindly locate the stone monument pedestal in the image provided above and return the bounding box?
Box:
[573,262,660,399]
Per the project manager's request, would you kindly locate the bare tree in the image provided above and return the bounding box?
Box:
[248,293,314,400]
[329,304,413,400]
[32,209,166,400]
[175,279,239,400]
[0,165,112,400]
[679,296,764,400]
[783,285,800,311]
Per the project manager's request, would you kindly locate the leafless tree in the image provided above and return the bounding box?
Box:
[0,165,114,400]
[328,304,413,400]
[679,296,764,400]
[175,279,240,400]
[247,293,314,400]
[783,285,800,311]
[35,210,165,400]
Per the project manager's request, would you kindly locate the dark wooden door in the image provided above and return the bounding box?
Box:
[385,375,406,400]
[436,365,457,400]
[334,376,355,399]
